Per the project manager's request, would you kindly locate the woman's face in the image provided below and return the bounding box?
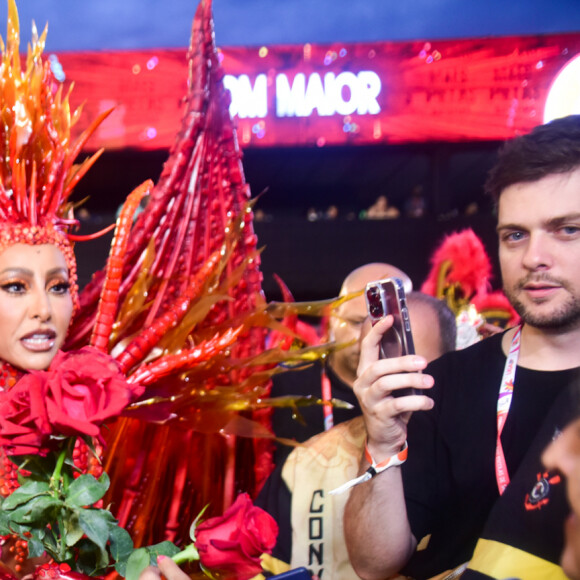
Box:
[0,243,73,371]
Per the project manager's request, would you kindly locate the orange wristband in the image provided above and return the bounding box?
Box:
[364,439,409,474]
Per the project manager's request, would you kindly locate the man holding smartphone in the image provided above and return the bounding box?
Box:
[269,262,412,466]
[344,114,580,579]
[258,291,456,579]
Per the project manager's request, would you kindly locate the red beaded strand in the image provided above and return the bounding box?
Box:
[0,363,20,392]
[0,362,24,499]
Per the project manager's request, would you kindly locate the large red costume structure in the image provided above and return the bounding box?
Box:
[63,0,299,547]
[0,0,339,562]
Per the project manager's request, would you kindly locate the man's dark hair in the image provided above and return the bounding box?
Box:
[485,115,580,200]
[407,291,457,354]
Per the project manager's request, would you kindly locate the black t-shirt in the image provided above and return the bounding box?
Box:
[402,332,580,578]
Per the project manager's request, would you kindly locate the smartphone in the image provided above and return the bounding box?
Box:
[365,276,416,397]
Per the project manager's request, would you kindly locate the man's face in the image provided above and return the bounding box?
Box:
[332,293,447,385]
[498,168,580,331]
[542,417,580,579]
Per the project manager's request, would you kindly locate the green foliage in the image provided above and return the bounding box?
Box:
[1,445,203,578]
[0,448,136,576]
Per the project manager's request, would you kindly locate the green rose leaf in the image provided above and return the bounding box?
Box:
[66,474,108,507]
[75,537,110,577]
[33,526,54,546]
[26,536,46,559]
[64,511,85,547]
[0,509,12,535]
[2,481,50,510]
[10,495,62,525]
[109,524,134,564]
[94,546,111,576]
[78,509,112,551]
[124,548,151,580]
[145,541,181,560]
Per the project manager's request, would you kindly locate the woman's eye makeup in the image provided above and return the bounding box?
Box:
[48,280,71,294]
[0,276,70,295]
[0,279,27,293]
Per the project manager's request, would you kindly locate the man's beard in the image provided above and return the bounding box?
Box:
[504,281,580,331]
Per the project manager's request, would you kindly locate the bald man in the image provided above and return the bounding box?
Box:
[269,263,413,466]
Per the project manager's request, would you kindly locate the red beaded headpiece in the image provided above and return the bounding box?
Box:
[0,0,110,312]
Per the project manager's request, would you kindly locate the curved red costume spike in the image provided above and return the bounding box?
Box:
[90,180,153,352]
[127,326,244,386]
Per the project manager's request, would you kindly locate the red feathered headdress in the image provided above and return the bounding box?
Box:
[422,229,519,347]
[0,0,111,311]
[421,228,492,312]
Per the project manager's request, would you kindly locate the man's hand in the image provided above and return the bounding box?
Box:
[344,315,435,579]
[354,315,435,458]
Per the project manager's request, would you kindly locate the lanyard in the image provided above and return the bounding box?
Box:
[496,326,522,495]
[321,369,334,431]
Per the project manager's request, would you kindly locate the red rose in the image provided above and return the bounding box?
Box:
[42,347,144,438]
[195,493,278,579]
[0,374,53,456]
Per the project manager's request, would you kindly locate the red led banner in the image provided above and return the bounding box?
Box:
[57,33,580,150]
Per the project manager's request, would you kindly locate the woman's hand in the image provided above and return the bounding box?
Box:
[138,557,190,580]
[354,315,435,458]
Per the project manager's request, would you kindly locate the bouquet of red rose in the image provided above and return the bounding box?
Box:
[127,493,278,580]
[0,347,277,580]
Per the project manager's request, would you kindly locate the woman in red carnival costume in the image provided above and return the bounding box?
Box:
[0,0,341,578]
[0,0,114,573]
